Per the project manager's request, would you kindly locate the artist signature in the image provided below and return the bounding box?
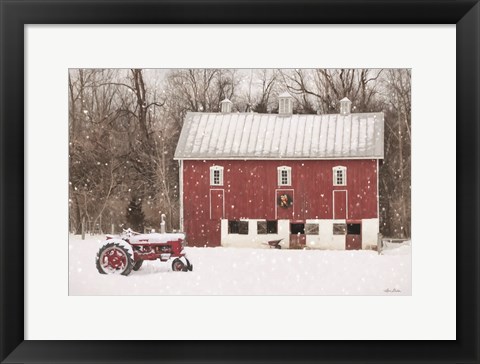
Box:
[384,288,401,293]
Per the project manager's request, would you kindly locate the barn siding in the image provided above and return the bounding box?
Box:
[182,159,378,247]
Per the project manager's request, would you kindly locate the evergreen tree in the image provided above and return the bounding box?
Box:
[126,197,145,232]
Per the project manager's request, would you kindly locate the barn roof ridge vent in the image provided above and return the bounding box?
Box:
[279,91,293,98]
[220,98,233,113]
[339,97,352,116]
[278,91,293,115]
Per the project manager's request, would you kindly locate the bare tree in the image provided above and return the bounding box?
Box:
[69,69,123,233]
[379,69,411,238]
[279,68,383,114]
[236,69,279,112]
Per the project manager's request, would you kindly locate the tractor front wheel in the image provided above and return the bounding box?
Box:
[133,260,143,271]
[171,258,187,272]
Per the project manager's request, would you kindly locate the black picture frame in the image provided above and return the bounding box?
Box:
[1,1,478,363]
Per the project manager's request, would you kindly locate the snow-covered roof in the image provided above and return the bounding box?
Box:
[174,111,384,160]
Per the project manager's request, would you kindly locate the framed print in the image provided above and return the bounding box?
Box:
[1,1,479,364]
[67,67,411,296]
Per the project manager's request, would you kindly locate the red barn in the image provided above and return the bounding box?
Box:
[174,94,384,249]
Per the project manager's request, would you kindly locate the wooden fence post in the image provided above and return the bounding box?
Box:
[81,217,85,240]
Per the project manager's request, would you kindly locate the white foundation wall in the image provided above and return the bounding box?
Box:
[220,218,379,250]
[220,219,290,249]
[361,218,379,249]
[306,219,346,250]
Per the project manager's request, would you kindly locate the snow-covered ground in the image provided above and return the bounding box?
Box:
[69,235,411,295]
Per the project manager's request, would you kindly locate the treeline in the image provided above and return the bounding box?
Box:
[69,68,411,238]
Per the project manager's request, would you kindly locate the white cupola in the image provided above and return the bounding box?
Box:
[278,92,293,115]
[339,97,352,115]
[220,98,232,113]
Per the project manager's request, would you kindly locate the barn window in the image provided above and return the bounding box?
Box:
[258,220,278,234]
[305,223,319,235]
[210,166,224,186]
[228,220,248,235]
[333,223,347,235]
[333,166,347,186]
[277,166,292,186]
[228,220,239,234]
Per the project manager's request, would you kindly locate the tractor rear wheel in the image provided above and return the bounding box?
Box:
[96,242,133,276]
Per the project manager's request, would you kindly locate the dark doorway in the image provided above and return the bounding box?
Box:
[290,222,306,249]
[290,223,305,235]
[346,222,362,250]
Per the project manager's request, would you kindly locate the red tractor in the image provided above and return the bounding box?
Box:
[95,229,193,276]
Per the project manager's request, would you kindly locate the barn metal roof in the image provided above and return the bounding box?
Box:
[174,111,384,160]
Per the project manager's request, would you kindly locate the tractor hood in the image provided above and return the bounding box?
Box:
[129,233,186,244]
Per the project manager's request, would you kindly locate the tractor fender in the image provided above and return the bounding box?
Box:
[178,256,189,265]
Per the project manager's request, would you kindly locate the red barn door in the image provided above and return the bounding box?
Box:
[209,189,224,246]
[333,190,347,220]
[210,189,224,220]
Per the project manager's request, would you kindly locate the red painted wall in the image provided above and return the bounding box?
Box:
[182,159,378,247]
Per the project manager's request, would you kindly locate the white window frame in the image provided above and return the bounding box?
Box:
[277,166,292,186]
[333,166,347,186]
[210,166,224,186]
